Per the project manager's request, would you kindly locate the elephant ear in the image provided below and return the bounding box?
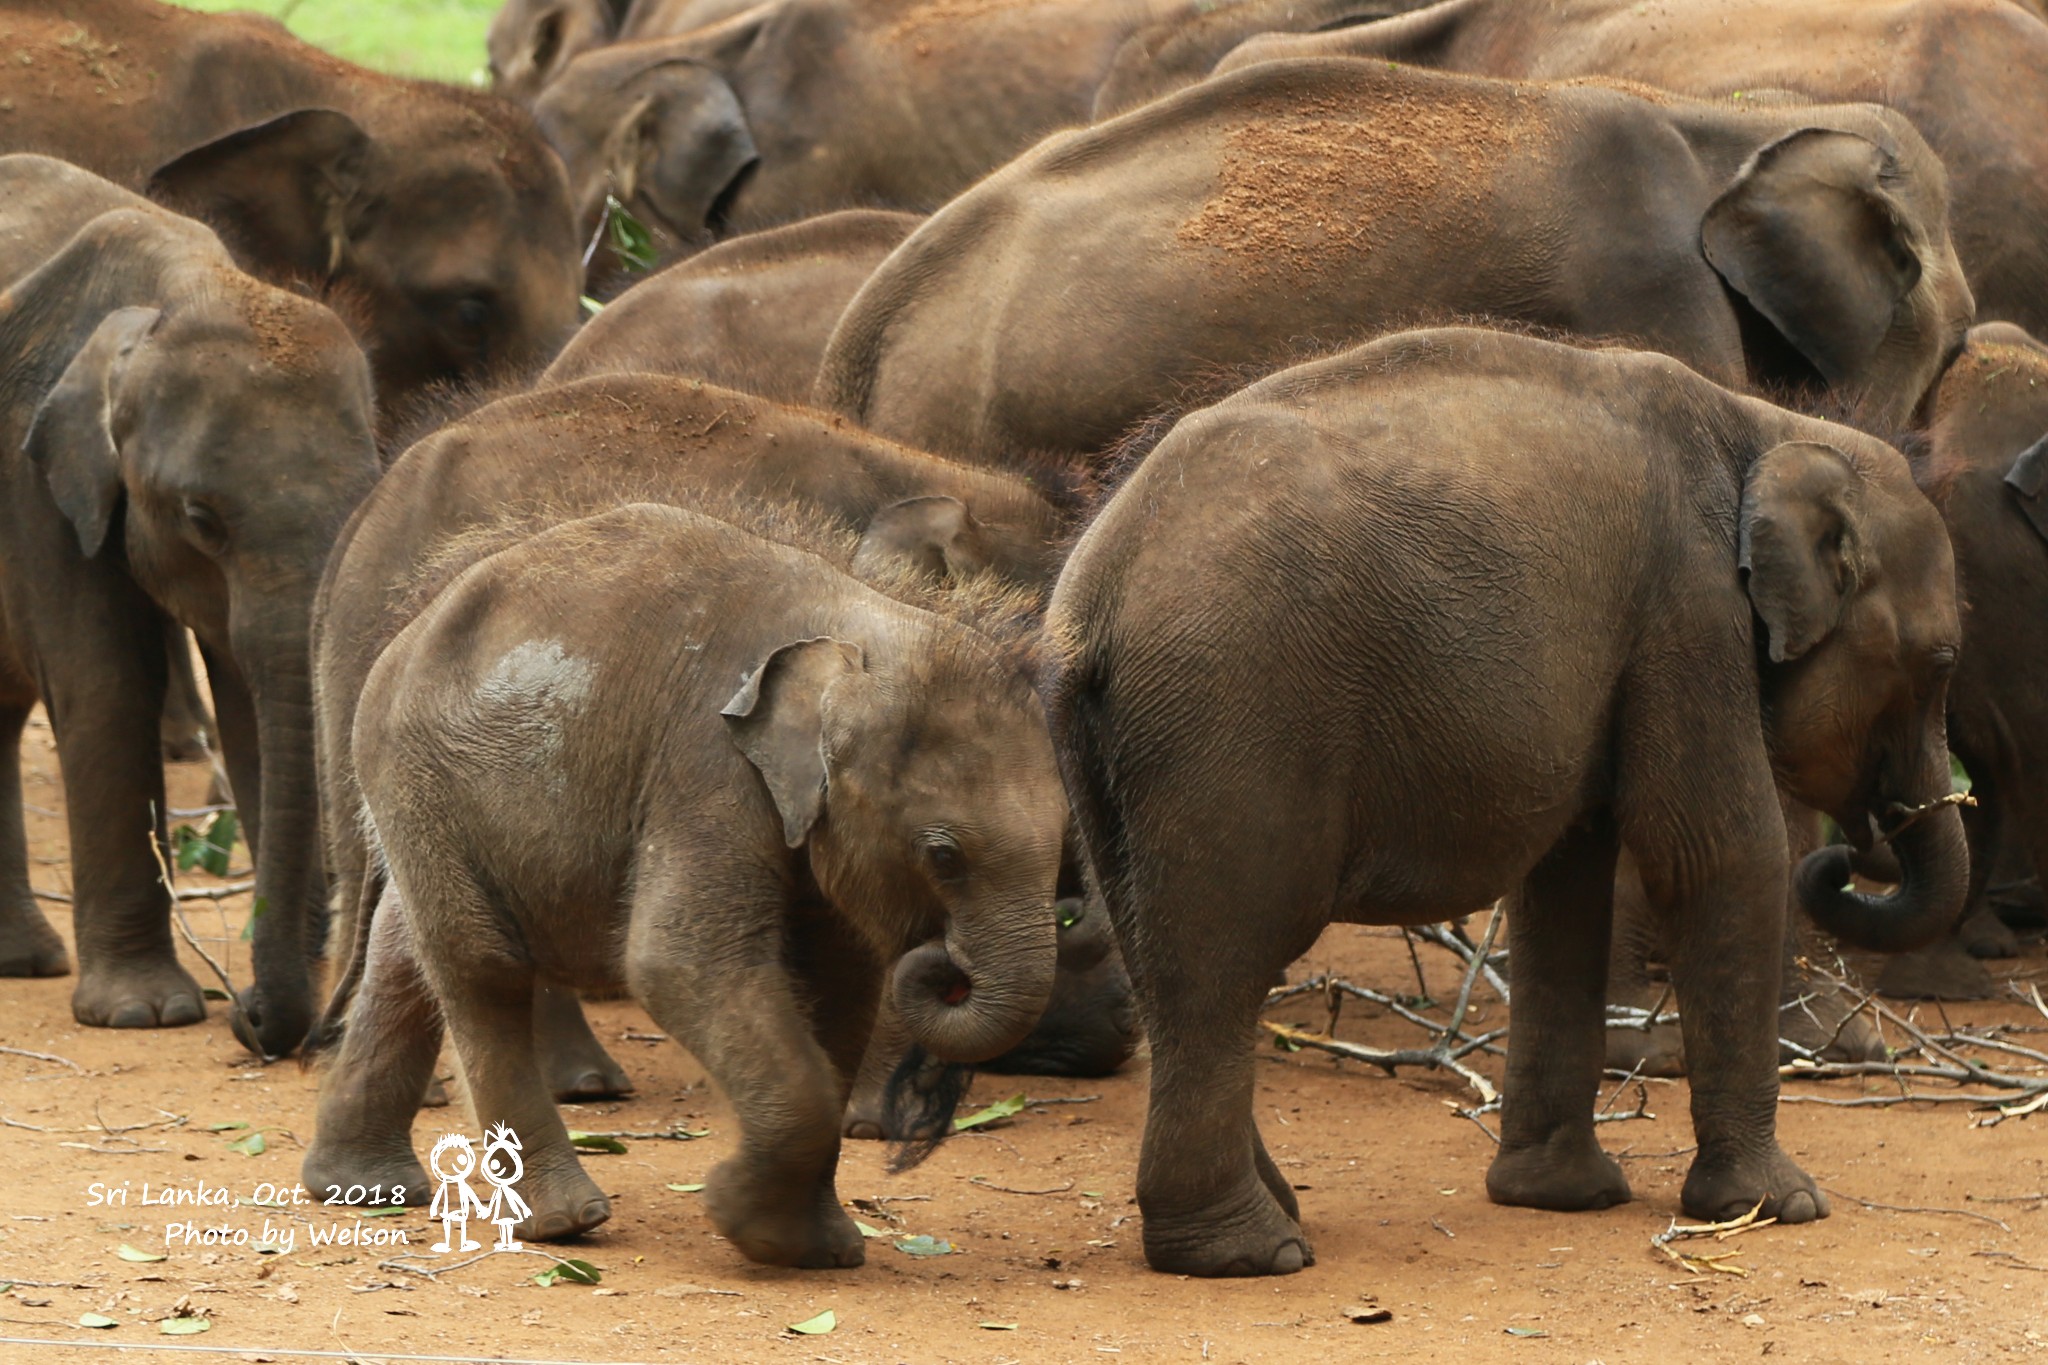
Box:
[1739,441,1868,663]
[853,496,992,581]
[607,70,758,238]
[1702,128,1924,389]
[23,307,161,559]
[148,109,372,281]
[2005,433,2048,545]
[721,636,865,848]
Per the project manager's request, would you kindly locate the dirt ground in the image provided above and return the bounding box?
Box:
[2,713,2045,1365]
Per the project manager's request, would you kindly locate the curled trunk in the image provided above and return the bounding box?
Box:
[891,908,1059,1065]
[1796,799,1969,955]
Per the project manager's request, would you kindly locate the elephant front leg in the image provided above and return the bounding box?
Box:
[1667,858,1829,1225]
[0,699,69,977]
[1486,818,1631,1213]
[44,629,203,1030]
[627,869,864,1269]
[302,886,436,1205]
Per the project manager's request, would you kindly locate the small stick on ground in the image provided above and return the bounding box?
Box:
[1822,1189,2011,1231]
[0,1047,81,1072]
[966,1176,1076,1196]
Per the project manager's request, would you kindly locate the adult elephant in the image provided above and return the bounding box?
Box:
[530,0,1197,273]
[1047,327,1966,1276]
[1185,0,2048,336]
[815,59,1972,464]
[543,210,921,400]
[0,157,381,1058]
[0,0,581,420]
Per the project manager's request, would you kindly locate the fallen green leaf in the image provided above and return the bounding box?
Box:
[665,1183,705,1193]
[205,1123,248,1133]
[160,1317,211,1335]
[115,1244,165,1263]
[1080,1191,1103,1198]
[854,1221,887,1239]
[568,1132,628,1154]
[532,1258,602,1288]
[980,1321,1019,1331]
[201,987,230,1001]
[953,1093,1028,1132]
[894,1234,955,1258]
[787,1310,836,1335]
[228,1131,266,1157]
[355,1207,404,1218]
[78,1313,117,1329]
[1504,1326,1549,1338]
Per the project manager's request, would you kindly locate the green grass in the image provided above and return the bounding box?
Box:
[169,0,499,82]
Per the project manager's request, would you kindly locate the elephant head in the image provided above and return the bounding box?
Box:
[1739,440,1969,952]
[722,634,1064,1065]
[147,98,583,414]
[532,29,764,275]
[488,0,632,103]
[22,213,382,1055]
[1702,124,1974,430]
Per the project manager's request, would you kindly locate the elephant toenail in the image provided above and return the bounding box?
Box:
[162,996,205,1027]
[107,1001,156,1028]
[1270,1241,1306,1274]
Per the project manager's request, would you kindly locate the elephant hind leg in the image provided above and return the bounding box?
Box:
[1486,815,1632,1214]
[532,982,634,1102]
[0,696,70,978]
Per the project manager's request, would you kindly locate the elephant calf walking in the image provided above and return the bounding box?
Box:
[308,504,1068,1267]
[1046,327,1968,1277]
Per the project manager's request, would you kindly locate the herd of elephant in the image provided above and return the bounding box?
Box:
[0,0,2042,1279]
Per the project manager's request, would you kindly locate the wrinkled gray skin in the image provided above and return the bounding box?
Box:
[1180,0,2048,337]
[2,0,582,423]
[818,59,1972,464]
[1048,328,1966,1276]
[544,210,920,401]
[1093,0,1434,116]
[309,373,1070,1107]
[0,157,380,1060]
[531,0,1191,276]
[305,504,1065,1266]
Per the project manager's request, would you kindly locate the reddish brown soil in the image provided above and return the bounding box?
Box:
[2,718,2045,1363]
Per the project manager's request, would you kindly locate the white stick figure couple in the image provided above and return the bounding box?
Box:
[429,1123,531,1252]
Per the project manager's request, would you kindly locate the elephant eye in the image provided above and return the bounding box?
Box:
[183,499,227,552]
[451,296,494,333]
[922,838,966,880]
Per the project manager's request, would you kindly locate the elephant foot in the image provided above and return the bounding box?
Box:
[841,1090,887,1141]
[159,728,211,765]
[300,1138,430,1208]
[0,905,72,977]
[544,1043,634,1103]
[72,956,205,1029]
[1875,936,1995,1001]
[1779,973,1883,1065]
[513,1162,612,1243]
[702,1161,863,1268]
[1485,1130,1631,1212]
[1681,1146,1828,1225]
[1139,1188,1313,1278]
[1959,905,2021,960]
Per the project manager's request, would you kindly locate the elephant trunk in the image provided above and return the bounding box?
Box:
[1796,778,1970,956]
[231,652,321,1059]
[891,902,1059,1066]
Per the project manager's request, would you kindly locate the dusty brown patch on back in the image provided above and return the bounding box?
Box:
[205,270,326,376]
[1176,89,1546,282]
[886,0,1042,47]
[1931,340,2048,427]
[0,14,152,108]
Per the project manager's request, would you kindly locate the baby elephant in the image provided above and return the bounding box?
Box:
[307,504,1066,1268]
[1049,327,1966,1276]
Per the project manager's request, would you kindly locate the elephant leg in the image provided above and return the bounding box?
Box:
[842,991,911,1140]
[533,982,634,1102]
[406,876,609,1244]
[1603,853,1685,1077]
[1665,857,1828,1225]
[45,604,202,1030]
[159,626,214,765]
[301,884,436,1205]
[1486,818,1631,1212]
[626,855,861,1269]
[0,695,69,977]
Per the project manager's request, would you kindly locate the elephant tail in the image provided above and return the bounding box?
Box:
[300,834,384,1066]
